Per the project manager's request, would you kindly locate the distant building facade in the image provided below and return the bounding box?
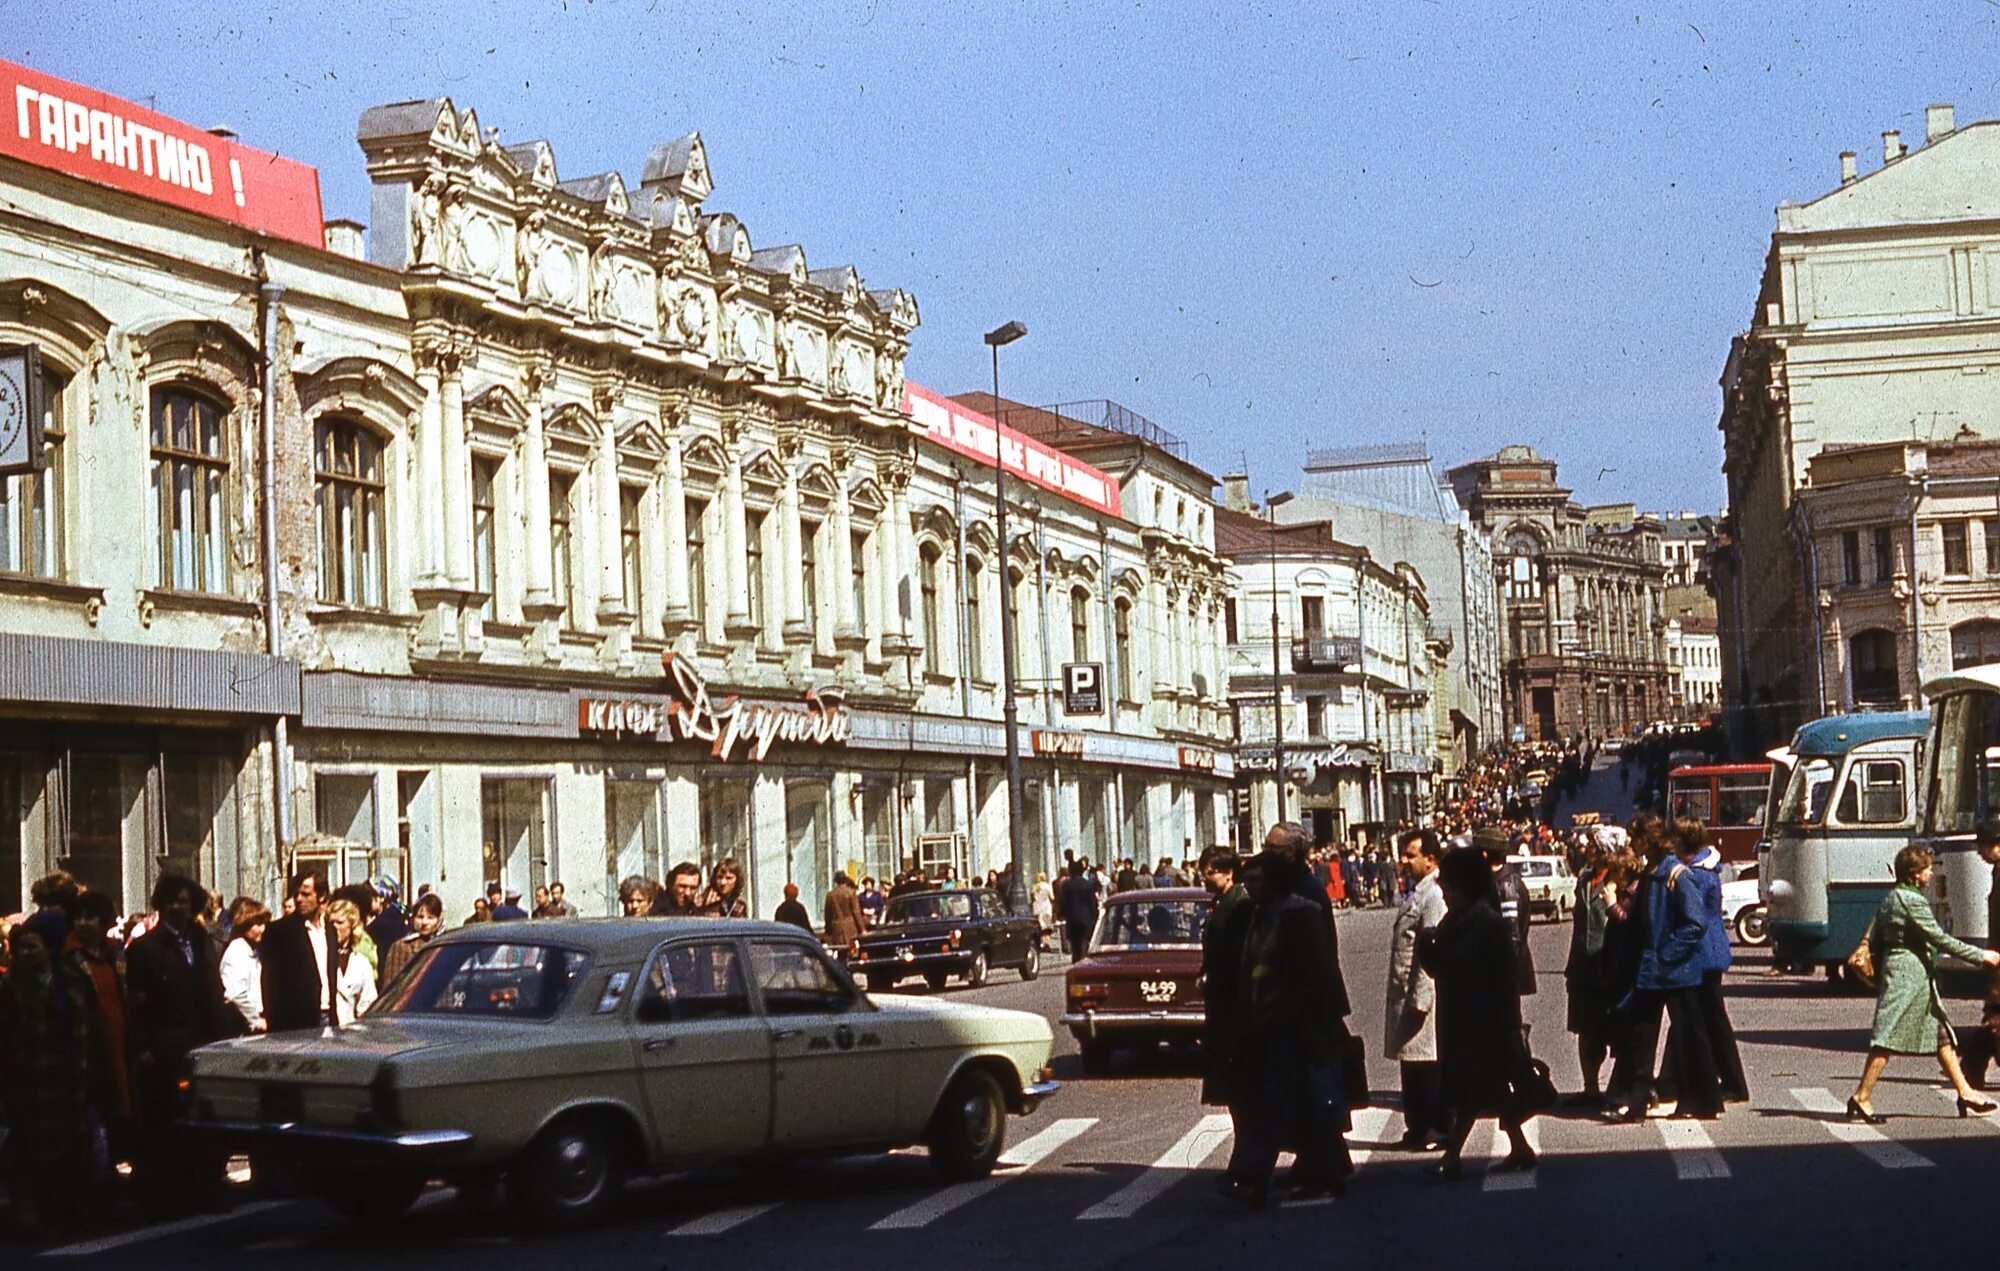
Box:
[1715,102,2000,749]
[1666,616,1723,720]
[1446,446,1671,740]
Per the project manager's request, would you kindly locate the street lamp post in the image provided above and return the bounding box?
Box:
[986,320,1029,914]
[1267,497,1287,824]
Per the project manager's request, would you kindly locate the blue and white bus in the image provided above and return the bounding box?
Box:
[1765,710,1929,972]
[1915,666,2000,955]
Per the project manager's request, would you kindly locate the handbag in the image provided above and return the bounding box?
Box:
[1510,1055,1559,1119]
[1339,1031,1371,1109]
[1844,917,1878,990]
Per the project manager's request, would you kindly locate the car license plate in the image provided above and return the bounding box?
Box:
[1140,979,1180,1004]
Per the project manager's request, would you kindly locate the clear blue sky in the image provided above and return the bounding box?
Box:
[15,2,1996,511]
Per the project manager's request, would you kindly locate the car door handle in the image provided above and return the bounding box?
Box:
[643,1038,676,1052]
[771,1028,801,1042]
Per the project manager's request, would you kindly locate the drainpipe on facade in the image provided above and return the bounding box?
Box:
[252,252,294,870]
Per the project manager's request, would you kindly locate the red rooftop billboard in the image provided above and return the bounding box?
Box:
[2,58,324,249]
[903,381,1122,518]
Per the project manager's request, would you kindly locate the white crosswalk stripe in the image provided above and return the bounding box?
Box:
[1345,1107,1396,1169]
[1478,1117,1541,1192]
[1079,1114,1233,1220]
[870,1117,1097,1230]
[670,1202,784,1237]
[1655,1116,1730,1179]
[1789,1088,1934,1169]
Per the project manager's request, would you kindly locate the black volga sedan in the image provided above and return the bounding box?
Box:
[847,886,1042,992]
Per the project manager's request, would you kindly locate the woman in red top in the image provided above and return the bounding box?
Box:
[66,889,135,1129]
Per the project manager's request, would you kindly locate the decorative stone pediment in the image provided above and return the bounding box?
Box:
[641,132,713,208]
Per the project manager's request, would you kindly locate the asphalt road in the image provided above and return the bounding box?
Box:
[16,905,1998,1269]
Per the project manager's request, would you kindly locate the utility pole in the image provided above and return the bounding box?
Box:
[985,321,1029,914]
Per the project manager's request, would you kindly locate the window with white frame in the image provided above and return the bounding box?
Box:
[0,367,66,576]
[151,385,231,592]
[314,416,387,608]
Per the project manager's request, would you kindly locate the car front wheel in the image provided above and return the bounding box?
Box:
[1735,905,1770,947]
[518,1115,626,1229]
[966,949,990,988]
[1019,944,1041,981]
[928,1068,1007,1181]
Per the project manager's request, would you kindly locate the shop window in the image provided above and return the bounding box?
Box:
[1121,774,1151,860]
[314,416,387,607]
[700,779,753,885]
[150,386,231,592]
[0,368,67,577]
[786,782,830,912]
[550,472,577,628]
[162,754,231,893]
[481,777,551,896]
[393,771,426,897]
[64,753,143,909]
[472,456,499,618]
[861,780,896,883]
[1850,629,1900,707]
[607,778,662,901]
[686,497,710,635]
[620,485,645,624]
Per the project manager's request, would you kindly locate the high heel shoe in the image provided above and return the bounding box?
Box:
[1845,1096,1887,1125]
[1956,1096,1996,1118]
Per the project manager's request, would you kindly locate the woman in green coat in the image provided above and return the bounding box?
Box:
[1846,846,2000,1122]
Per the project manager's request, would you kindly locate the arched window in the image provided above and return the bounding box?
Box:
[314,416,387,607]
[1951,620,2000,671]
[963,555,985,681]
[920,543,942,673]
[1850,629,1900,706]
[1114,596,1134,701]
[1070,586,1091,664]
[0,368,68,577]
[151,385,231,592]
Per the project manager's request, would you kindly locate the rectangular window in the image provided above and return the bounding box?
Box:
[472,457,498,617]
[1943,521,1970,576]
[314,419,387,607]
[151,388,230,592]
[1300,595,1325,637]
[1224,598,1238,645]
[852,531,870,637]
[1873,526,1894,584]
[801,521,821,639]
[1070,588,1090,664]
[0,370,65,577]
[964,558,985,681]
[1305,694,1327,739]
[607,778,662,896]
[686,498,709,634]
[621,485,645,626]
[1114,598,1133,700]
[550,473,575,627]
[480,777,550,896]
[1840,530,1861,586]
[921,547,942,673]
[316,772,377,889]
[1988,521,2000,577]
[746,511,767,633]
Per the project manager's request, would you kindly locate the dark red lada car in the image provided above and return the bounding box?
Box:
[1060,887,1211,1073]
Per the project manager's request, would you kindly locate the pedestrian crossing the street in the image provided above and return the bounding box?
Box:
[1477,1117,1541,1193]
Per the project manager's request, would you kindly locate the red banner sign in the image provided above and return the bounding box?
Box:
[903,381,1122,518]
[1,58,324,249]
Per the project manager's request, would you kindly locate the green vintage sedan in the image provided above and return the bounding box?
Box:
[181,918,1059,1227]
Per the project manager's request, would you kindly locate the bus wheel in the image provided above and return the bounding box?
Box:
[1735,905,1769,947]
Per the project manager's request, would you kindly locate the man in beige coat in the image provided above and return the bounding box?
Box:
[824,873,866,947]
[1385,829,1448,1149]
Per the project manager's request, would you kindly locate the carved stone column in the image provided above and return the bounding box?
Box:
[520,357,558,614]
[439,347,471,590]
[778,431,809,643]
[882,462,915,658]
[413,348,446,589]
[661,415,694,641]
[830,454,863,651]
[593,385,630,624]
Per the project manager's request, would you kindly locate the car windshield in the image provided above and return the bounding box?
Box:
[1778,758,1837,829]
[885,892,974,923]
[1092,899,1206,951]
[375,942,589,1020]
[1516,860,1552,877]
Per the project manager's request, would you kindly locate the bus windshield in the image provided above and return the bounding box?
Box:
[1778,758,1837,829]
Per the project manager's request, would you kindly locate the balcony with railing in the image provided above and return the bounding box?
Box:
[1291,634,1363,673]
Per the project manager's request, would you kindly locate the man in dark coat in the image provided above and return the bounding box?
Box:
[1058,861,1101,961]
[1479,827,1538,1001]
[261,870,336,1034]
[1198,846,1249,1109]
[126,871,231,1214]
[1218,837,1350,1208]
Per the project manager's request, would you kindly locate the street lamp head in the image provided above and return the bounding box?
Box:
[984,320,1027,348]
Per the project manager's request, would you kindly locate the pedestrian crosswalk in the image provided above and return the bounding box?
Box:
[1788,1088,1934,1170]
[1655,1115,1730,1180]
[1079,1114,1232,1220]
[869,1118,1098,1230]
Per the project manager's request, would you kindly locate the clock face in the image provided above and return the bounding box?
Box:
[0,361,24,465]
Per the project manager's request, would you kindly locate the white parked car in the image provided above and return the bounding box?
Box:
[1508,855,1575,921]
[1722,862,1768,946]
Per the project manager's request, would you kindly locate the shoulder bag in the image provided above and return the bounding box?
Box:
[1843,916,1879,991]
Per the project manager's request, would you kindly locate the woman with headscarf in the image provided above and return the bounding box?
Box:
[0,911,104,1234]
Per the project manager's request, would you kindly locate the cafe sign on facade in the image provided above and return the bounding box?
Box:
[579,655,852,761]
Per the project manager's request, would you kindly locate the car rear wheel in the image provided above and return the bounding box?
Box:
[966,949,990,988]
[518,1115,626,1229]
[927,1068,1007,1181]
[1019,944,1041,981]
[1735,905,1770,947]
[317,1170,425,1224]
